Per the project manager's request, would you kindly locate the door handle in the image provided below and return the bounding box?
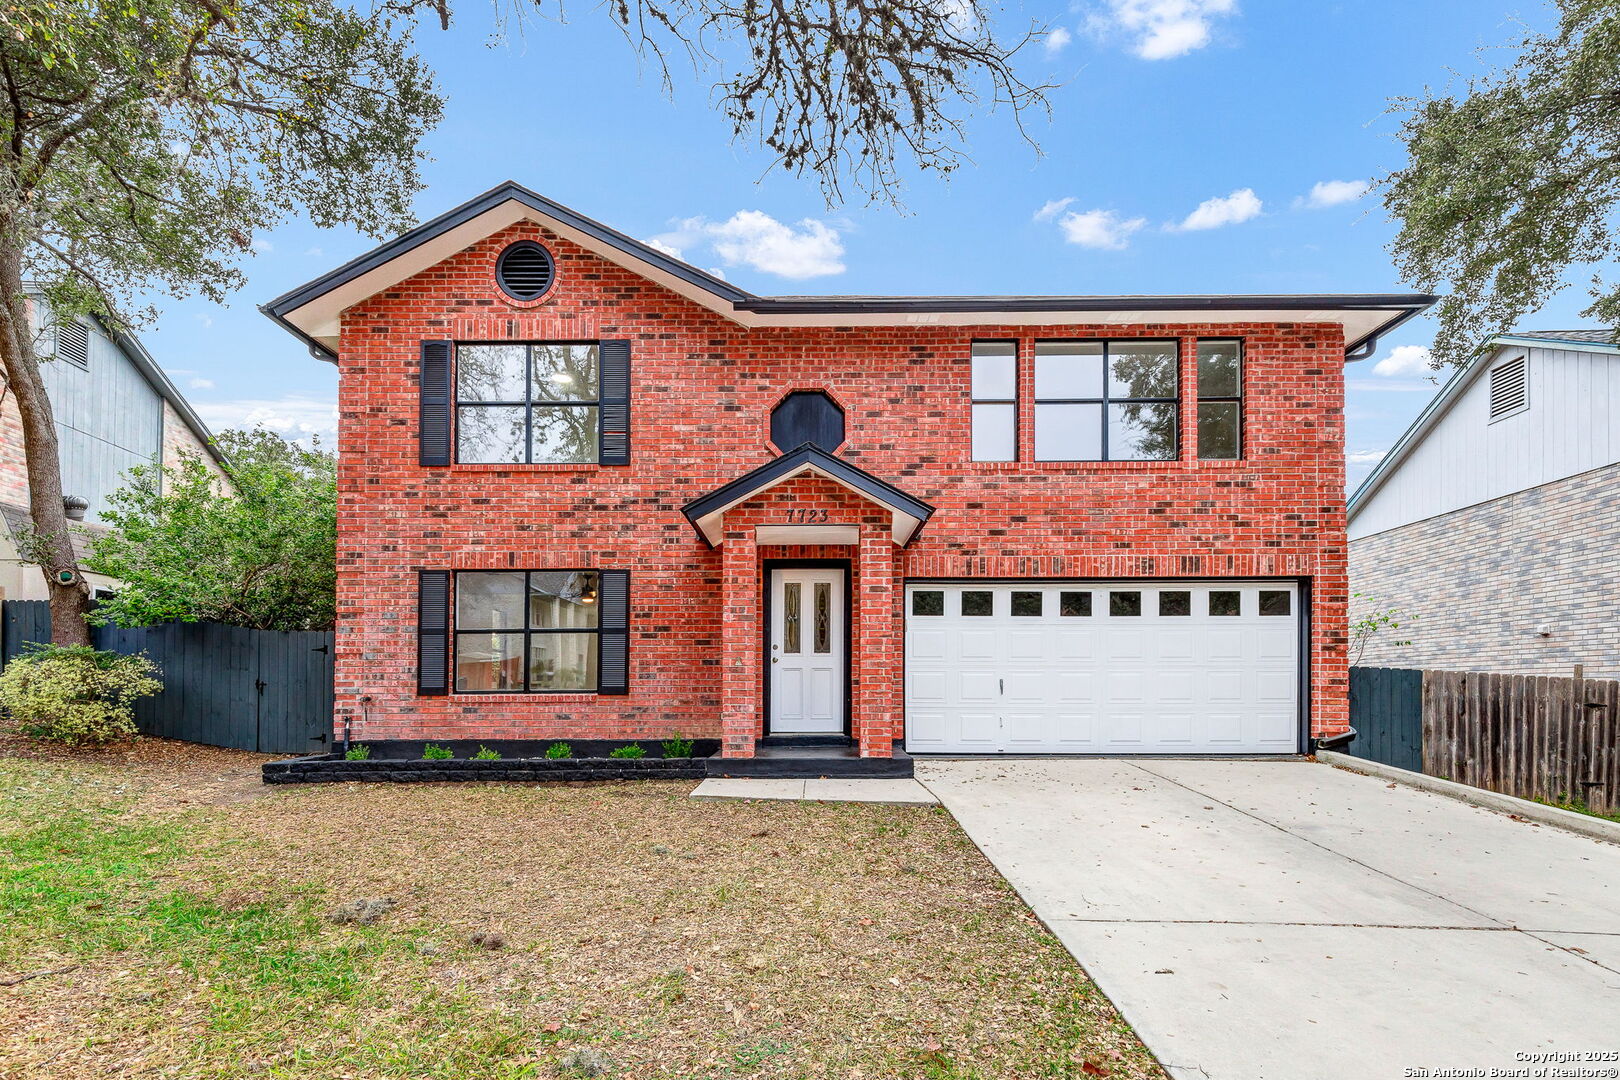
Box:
[999,678,1004,695]
[772,657,779,664]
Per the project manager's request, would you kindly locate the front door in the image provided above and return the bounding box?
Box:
[768,567,846,734]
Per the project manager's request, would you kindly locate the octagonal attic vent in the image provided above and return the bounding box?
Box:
[771,390,845,453]
[495,241,555,301]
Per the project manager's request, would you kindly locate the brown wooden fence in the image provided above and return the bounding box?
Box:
[1422,670,1619,816]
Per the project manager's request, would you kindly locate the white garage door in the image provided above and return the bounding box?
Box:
[904,582,1301,755]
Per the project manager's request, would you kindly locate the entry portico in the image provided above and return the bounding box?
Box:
[682,444,935,759]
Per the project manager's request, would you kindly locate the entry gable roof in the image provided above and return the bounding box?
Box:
[681,444,935,548]
[263,182,1437,361]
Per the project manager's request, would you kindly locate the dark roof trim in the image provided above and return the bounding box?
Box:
[681,443,935,546]
[736,293,1437,315]
[261,181,750,321]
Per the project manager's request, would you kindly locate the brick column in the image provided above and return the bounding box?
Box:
[720,528,759,758]
[855,525,898,758]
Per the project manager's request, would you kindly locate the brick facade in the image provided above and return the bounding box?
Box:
[332,220,1353,751]
[1350,462,1620,678]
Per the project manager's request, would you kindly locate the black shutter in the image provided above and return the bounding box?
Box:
[417,570,451,695]
[598,339,631,466]
[597,569,629,695]
[419,340,453,466]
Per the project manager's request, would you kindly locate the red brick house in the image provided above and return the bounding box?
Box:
[263,182,1433,773]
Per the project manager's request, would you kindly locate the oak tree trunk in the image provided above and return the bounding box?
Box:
[0,237,92,645]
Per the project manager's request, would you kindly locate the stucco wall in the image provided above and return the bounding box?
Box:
[1349,462,1620,678]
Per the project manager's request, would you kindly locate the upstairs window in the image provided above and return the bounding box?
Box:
[1196,339,1242,459]
[1034,340,1178,461]
[970,341,1017,461]
[456,343,599,463]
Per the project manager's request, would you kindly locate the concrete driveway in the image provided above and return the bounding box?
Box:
[917,758,1620,1080]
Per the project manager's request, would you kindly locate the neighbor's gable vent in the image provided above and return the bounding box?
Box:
[495,240,556,301]
[1488,355,1528,420]
[56,320,89,369]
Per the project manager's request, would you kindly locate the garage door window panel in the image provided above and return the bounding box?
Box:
[1110,591,1143,616]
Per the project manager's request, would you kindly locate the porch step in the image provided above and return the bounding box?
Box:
[758,734,853,747]
[705,745,914,779]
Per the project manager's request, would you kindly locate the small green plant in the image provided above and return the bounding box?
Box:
[471,745,501,760]
[661,734,695,758]
[1350,592,1416,665]
[544,741,573,760]
[344,743,372,761]
[0,643,162,746]
[421,743,454,760]
[609,743,647,759]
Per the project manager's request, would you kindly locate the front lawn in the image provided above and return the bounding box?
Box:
[0,739,1161,1079]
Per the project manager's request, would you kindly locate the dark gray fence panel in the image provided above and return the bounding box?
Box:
[1,599,50,665]
[256,632,335,756]
[1347,666,1424,772]
[0,601,332,754]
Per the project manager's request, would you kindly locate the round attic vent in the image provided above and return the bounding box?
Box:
[495,240,556,301]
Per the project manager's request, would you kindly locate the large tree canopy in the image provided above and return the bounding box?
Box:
[1384,0,1620,365]
[85,429,337,632]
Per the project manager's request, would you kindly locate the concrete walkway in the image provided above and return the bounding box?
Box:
[690,777,938,805]
[917,758,1620,1080]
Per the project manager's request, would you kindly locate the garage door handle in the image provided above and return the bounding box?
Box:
[999,678,1004,695]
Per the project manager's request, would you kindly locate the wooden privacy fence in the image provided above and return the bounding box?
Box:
[0,600,333,755]
[1349,665,1620,815]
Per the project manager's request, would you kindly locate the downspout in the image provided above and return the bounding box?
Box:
[1314,727,1357,752]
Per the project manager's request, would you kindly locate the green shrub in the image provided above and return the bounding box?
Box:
[344,743,372,761]
[471,745,501,760]
[421,743,453,760]
[609,744,646,759]
[544,741,572,760]
[0,644,161,746]
[661,735,695,758]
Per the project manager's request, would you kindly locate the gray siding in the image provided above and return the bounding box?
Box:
[1349,344,1620,540]
[38,319,164,520]
[1349,462,1620,678]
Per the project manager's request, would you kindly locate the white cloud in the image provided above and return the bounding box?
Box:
[1033,196,1076,222]
[1056,208,1148,250]
[250,237,273,254]
[1092,0,1238,60]
[1346,448,1387,466]
[644,236,684,260]
[1044,26,1074,55]
[1299,178,1369,209]
[195,395,338,445]
[192,313,213,329]
[304,246,324,258]
[188,377,214,390]
[650,211,845,279]
[1372,344,1433,377]
[1170,187,1262,231]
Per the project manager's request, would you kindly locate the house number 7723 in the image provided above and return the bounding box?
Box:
[786,508,829,523]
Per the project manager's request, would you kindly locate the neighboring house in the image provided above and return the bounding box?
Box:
[263,181,1433,763]
[0,300,230,603]
[1348,330,1620,678]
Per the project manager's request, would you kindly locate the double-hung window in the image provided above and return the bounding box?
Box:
[454,570,601,692]
[456,343,600,463]
[1196,339,1243,459]
[1033,340,1179,461]
[970,341,1018,461]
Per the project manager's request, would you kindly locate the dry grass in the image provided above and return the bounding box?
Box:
[0,738,1161,1080]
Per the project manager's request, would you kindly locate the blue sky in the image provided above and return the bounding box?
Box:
[136,0,1589,489]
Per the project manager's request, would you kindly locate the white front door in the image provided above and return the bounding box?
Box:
[769,568,846,734]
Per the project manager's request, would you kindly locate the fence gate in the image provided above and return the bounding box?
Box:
[1346,666,1424,772]
[2,601,332,755]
